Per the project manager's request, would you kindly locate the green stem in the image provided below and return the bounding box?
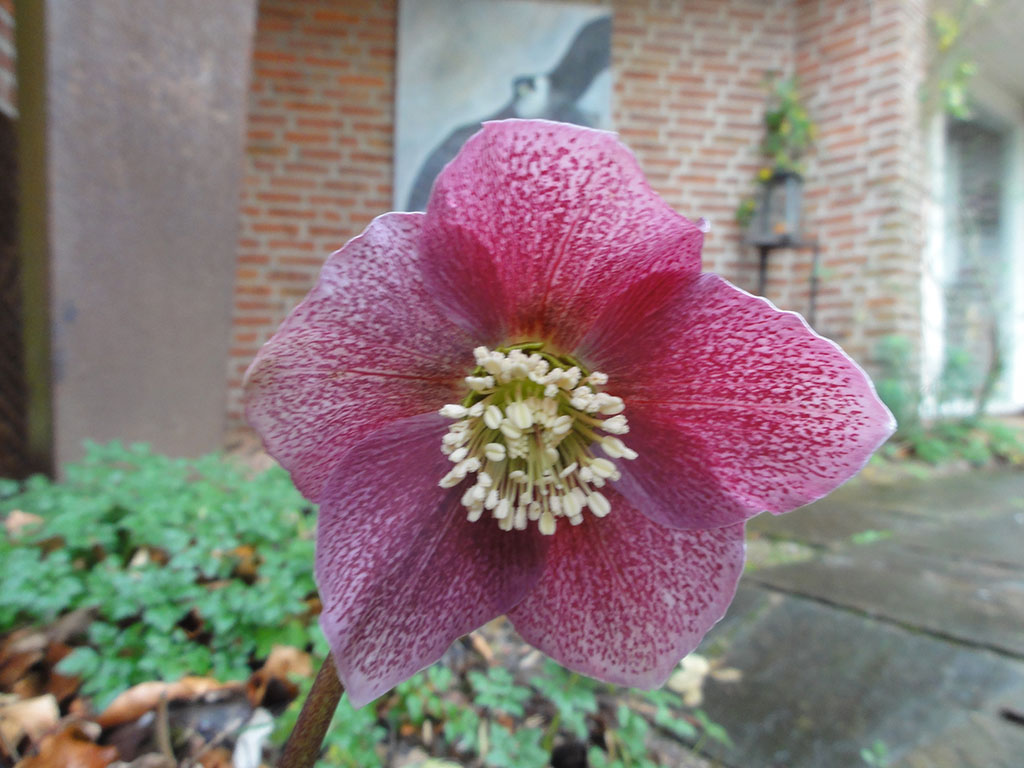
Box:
[541,712,561,752]
[278,653,344,768]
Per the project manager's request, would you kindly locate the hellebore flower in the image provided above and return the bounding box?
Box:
[244,119,895,707]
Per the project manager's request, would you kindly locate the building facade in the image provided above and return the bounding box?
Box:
[2,0,1022,470]
[226,0,934,426]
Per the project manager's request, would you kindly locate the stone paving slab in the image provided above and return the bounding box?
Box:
[696,585,1024,768]
[746,541,1024,656]
[898,512,1024,569]
[895,711,1024,768]
[747,468,1024,547]
[828,469,1024,519]
[747,499,928,549]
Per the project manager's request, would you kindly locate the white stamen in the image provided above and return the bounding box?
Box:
[484,442,507,462]
[588,492,611,517]
[513,506,528,530]
[466,376,495,391]
[499,420,522,440]
[538,510,557,535]
[484,405,503,429]
[495,498,511,519]
[437,345,637,533]
[507,401,533,430]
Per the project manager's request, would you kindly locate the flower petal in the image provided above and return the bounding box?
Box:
[317,413,548,707]
[507,496,745,689]
[244,213,479,501]
[581,273,896,529]
[421,119,704,349]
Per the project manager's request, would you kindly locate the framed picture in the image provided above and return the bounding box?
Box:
[395,0,613,210]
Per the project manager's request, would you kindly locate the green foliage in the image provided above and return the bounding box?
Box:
[274,674,387,768]
[0,441,317,708]
[589,705,660,768]
[3,443,735,765]
[734,197,757,228]
[737,75,816,230]
[850,529,894,546]
[759,76,816,175]
[900,419,1024,467]
[530,660,598,741]
[482,722,548,768]
[873,334,917,435]
[927,2,988,118]
[289,659,732,767]
[468,666,533,718]
[860,738,891,767]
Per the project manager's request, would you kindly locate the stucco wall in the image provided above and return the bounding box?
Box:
[0,0,14,118]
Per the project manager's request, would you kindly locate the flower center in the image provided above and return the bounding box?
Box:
[437,344,637,535]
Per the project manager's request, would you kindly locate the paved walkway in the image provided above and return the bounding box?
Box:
[693,468,1024,768]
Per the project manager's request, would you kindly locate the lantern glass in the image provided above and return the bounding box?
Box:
[750,171,804,247]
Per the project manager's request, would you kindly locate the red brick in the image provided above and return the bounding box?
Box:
[225,0,928,429]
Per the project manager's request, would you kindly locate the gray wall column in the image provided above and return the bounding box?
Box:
[17,0,257,470]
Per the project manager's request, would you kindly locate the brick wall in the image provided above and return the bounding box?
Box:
[227,0,803,425]
[228,0,396,423]
[613,0,794,286]
[775,0,928,367]
[228,0,928,427]
[0,0,14,117]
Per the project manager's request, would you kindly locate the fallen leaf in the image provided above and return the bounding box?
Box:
[230,546,260,580]
[245,646,311,708]
[96,678,233,729]
[46,610,97,647]
[4,510,43,537]
[710,666,743,683]
[0,695,59,753]
[0,631,46,690]
[42,644,80,705]
[667,653,711,707]
[468,632,494,664]
[197,746,233,768]
[15,722,117,768]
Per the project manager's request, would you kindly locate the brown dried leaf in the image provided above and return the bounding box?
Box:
[15,723,118,768]
[46,610,97,646]
[95,678,233,729]
[0,631,46,691]
[42,644,80,705]
[0,694,59,752]
[468,631,494,664]
[230,546,260,580]
[245,645,311,707]
[196,746,233,768]
[4,510,43,537]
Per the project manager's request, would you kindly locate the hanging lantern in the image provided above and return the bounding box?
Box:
[749,170,804,248]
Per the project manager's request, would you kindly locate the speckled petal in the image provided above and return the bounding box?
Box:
[421,120,704,349]
[244,213,479,502]
[317,413,547,707]
[580,273,896,529]
[507,496,745,689]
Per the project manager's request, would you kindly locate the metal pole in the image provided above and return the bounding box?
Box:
[757,245,770,296]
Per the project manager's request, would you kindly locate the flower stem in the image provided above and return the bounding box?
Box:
[278,653,344,768]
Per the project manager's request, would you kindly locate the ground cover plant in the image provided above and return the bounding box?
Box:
[0,442,733,766]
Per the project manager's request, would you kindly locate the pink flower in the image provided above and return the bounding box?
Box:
[244,120,895,706]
